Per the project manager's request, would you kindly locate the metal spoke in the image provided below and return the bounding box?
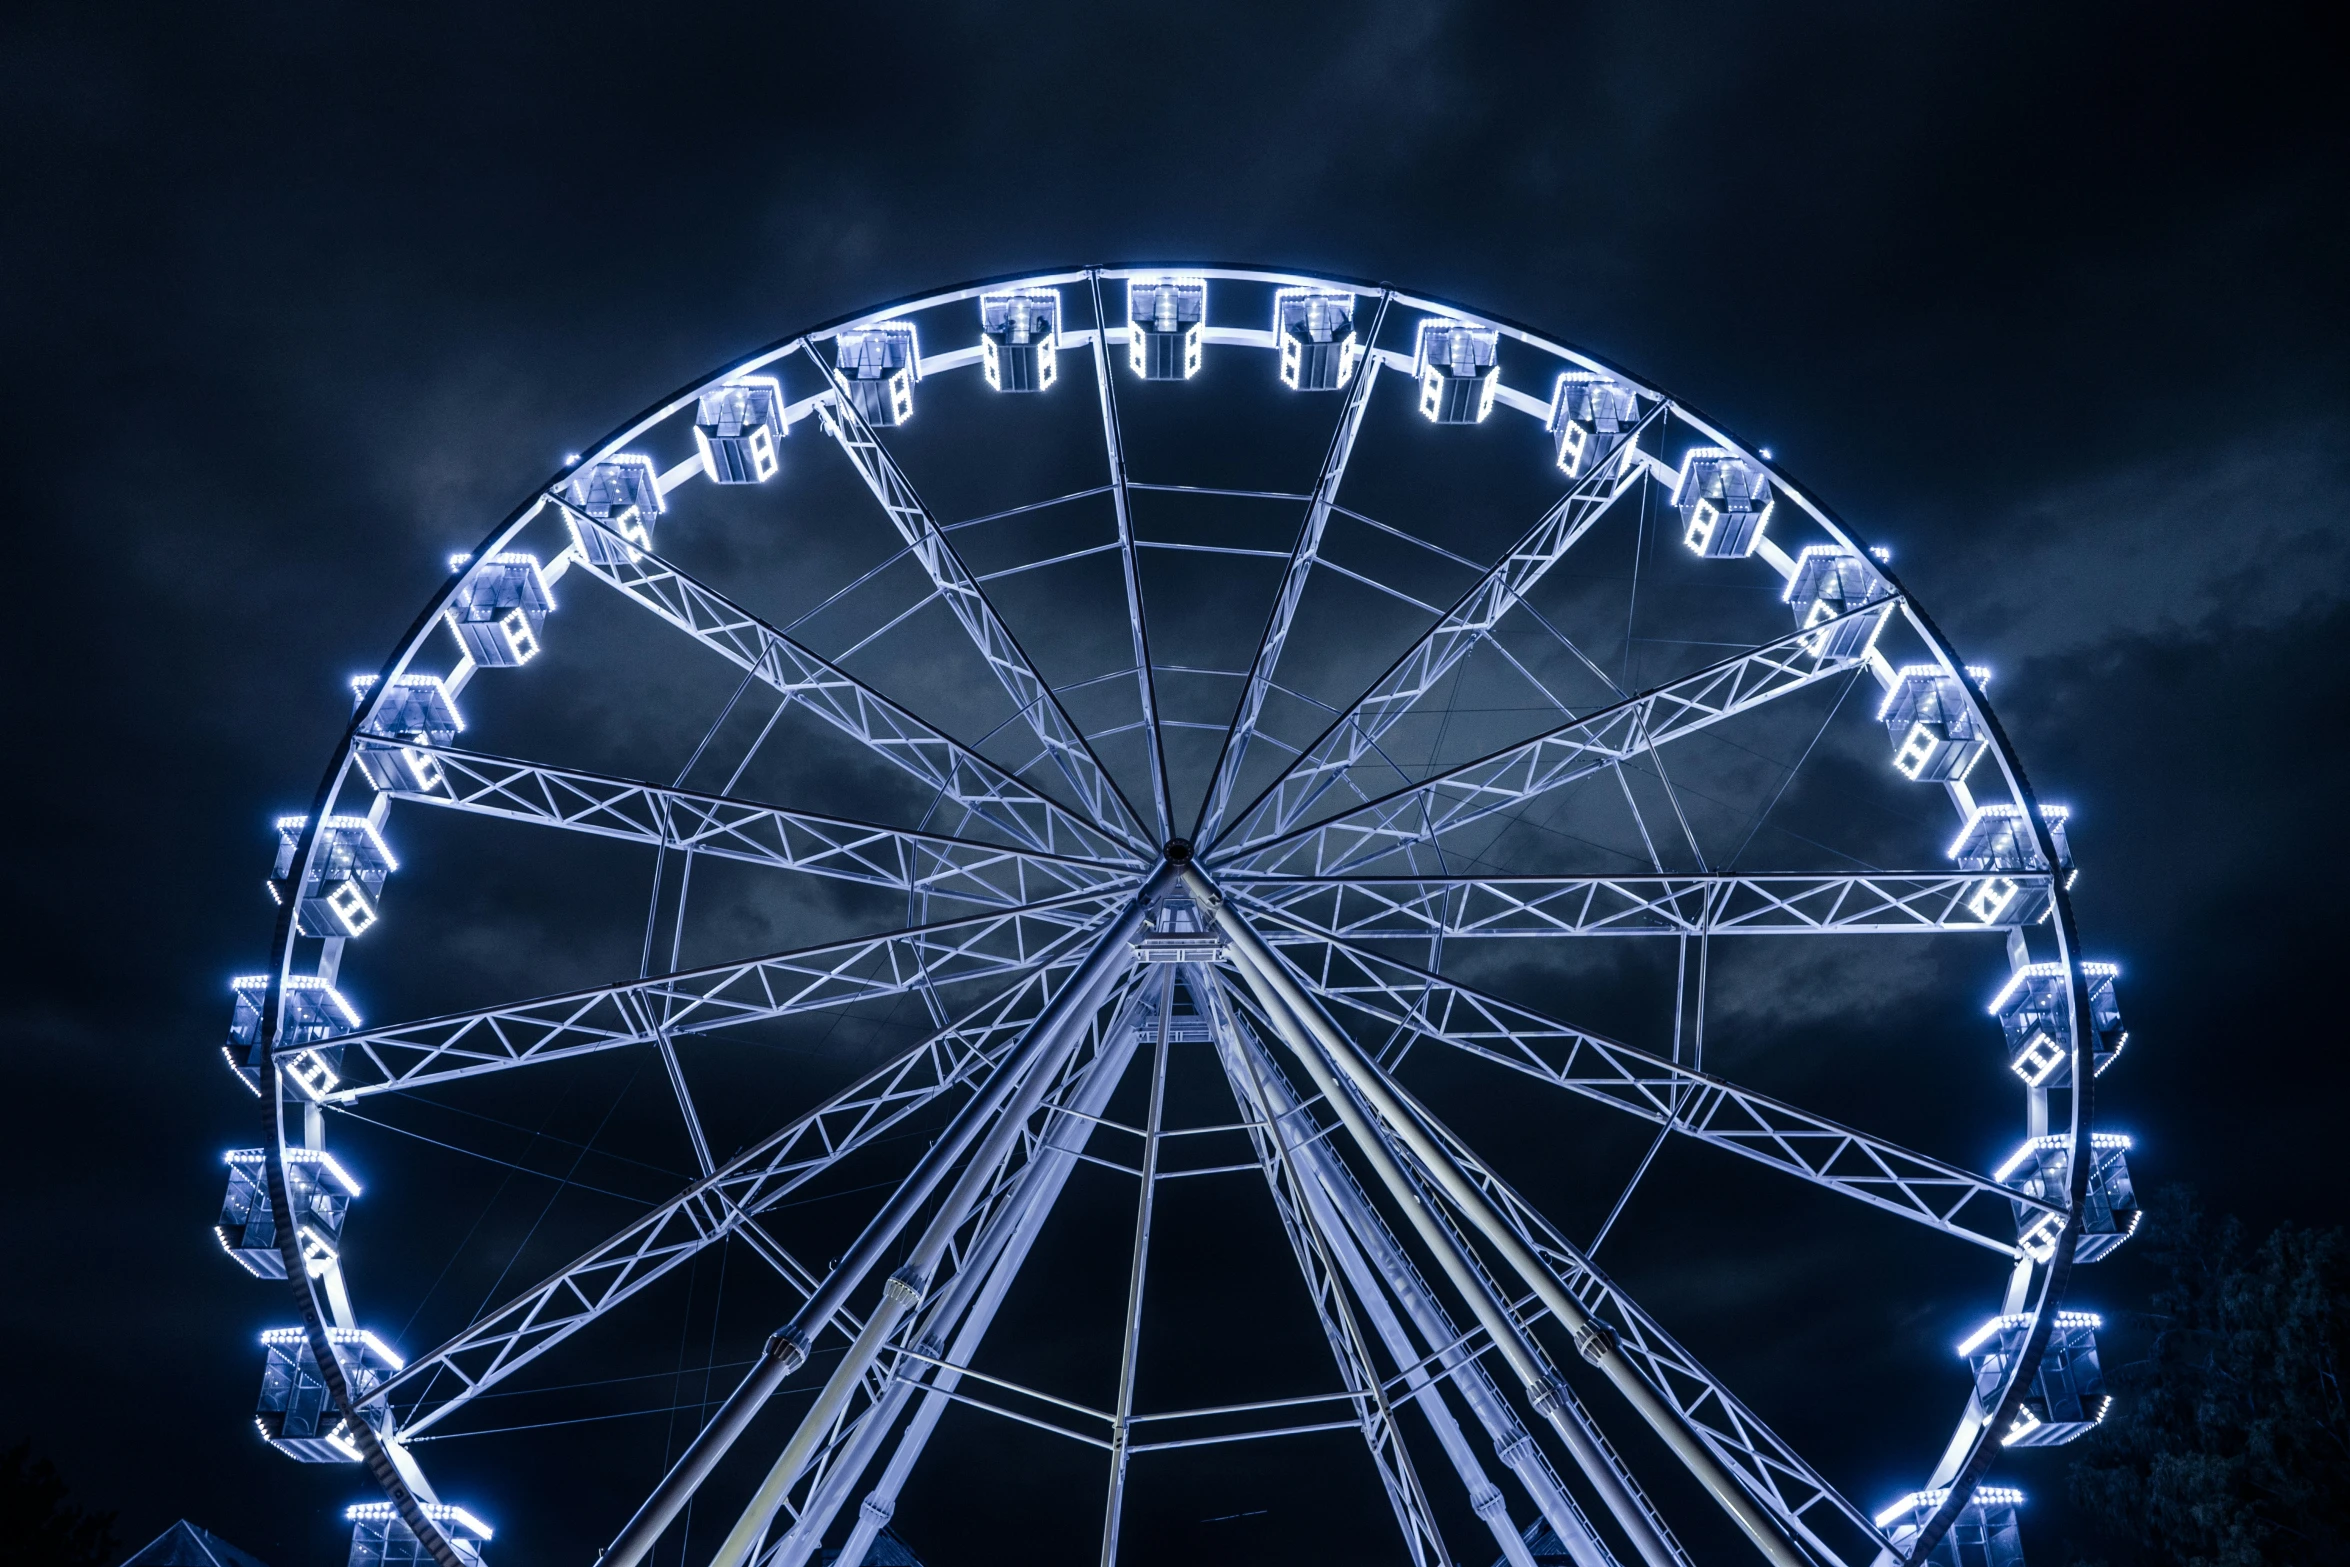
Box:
[1206,975,1604,1567]
[1193,290,1392,845]
[1211,604,1897,877]
[1212,968,1452,1567]
[1254,924,2054,1250]
[1096,968,1172,1567]
[1200,911,1692,1567]
[368,740,1133,905]
[1403,1092,1893,1565]
[288,891,1129,1101]
[1229,870,2051,938]
[813,342,1152,852]
[562,505,1136,865]
[765,987,1155,1567]
[373,963,1100,1437]
[1086,271,1175,845]
[1212,401,1666,853]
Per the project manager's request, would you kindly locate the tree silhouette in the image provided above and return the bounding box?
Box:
[0,1442,118,1567]
[2068,1189,2350,1565]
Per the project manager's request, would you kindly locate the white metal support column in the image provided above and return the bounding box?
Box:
[1187,864,1811,1567]
[1193,893,1688,1567]
[1204,981,1548,1567]
[1097,968,1174,1567]
[761,988,1156,1567]
[1215,970,1452,1567]
[1205,983,1624,1567]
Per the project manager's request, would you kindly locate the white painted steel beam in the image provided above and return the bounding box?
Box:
[814,360,1151,853]
[287,893,1125,1100]
[370,741,1137,905]
[1231,871,2048,938]
[1258,927,2056,1250]
[563,508,1136,865]
[1212,608,1891,877]
[1215,402,1665,852]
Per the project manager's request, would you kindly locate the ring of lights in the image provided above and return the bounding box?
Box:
[231,266,2125,1567]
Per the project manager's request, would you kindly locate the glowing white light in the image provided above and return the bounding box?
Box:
[319,815,397,871]
[222,1044,262,1094]
[1944,802,2070,861]
[227,1145,363,1194]
[258,1326,404,1370]
[1999,1405,2045,1445]
[1556,418,1589,476]
[1967,876,2021,922]
[236,974,363,1029]
[1993,1130,2134,1185]
[1870,546,1892,562]
[2010,1030,2066,1086]
[353,672,465,735]
[490,552,554,611]
[448,554,472,571]
[2016,1211,2065,1263]
[1684,499,1720,554]
[1272,287,1359,392]
[1875,665,1947,722]
[346,1503,494,1540]
[1873,1488,2027,1528]
[287,1050,342,1099]
[1892,722,1939,779]
[1954,1317,2006,1357]
[298,1223,339,1277]
[1958,1310,2102,1357]
[1987,960,2120,1017]
[325,879,377,937]
[498,607,539,664]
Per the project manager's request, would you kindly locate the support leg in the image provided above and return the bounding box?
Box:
[761,989,1155,1567]
[1098,971,1173,1567]
[1188,867,1809,1567]
[1207,983,1542,1567]
[1208,983,1624,1567]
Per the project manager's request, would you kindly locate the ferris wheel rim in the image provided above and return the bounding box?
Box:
[244,263,2105,1567]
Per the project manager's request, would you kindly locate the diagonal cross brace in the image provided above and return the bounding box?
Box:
[562,505,1134,865]
[1194,289,1394,845]
[1255,924,2056,1251]
[1214,604,1893,877]
[283,892,1126,1100]
[369,739,1133,906]
[813,347,1151,853]
[1214,400,1666,853]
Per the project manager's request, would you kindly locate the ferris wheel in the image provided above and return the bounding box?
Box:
[218,267,2137,1567]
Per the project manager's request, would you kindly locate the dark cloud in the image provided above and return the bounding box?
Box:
[1,4,2341,1566]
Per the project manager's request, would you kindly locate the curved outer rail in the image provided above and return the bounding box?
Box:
[250,263,2096,1567]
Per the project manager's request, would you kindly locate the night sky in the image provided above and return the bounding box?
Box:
[3,6,2345,1567]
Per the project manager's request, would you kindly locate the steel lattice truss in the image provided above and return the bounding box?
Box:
[368,740,1128,907]
[233,267,2115,1567]
[1231,870,2053,938]
[289,894,1124,1099]
[1213,609,1891,878]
